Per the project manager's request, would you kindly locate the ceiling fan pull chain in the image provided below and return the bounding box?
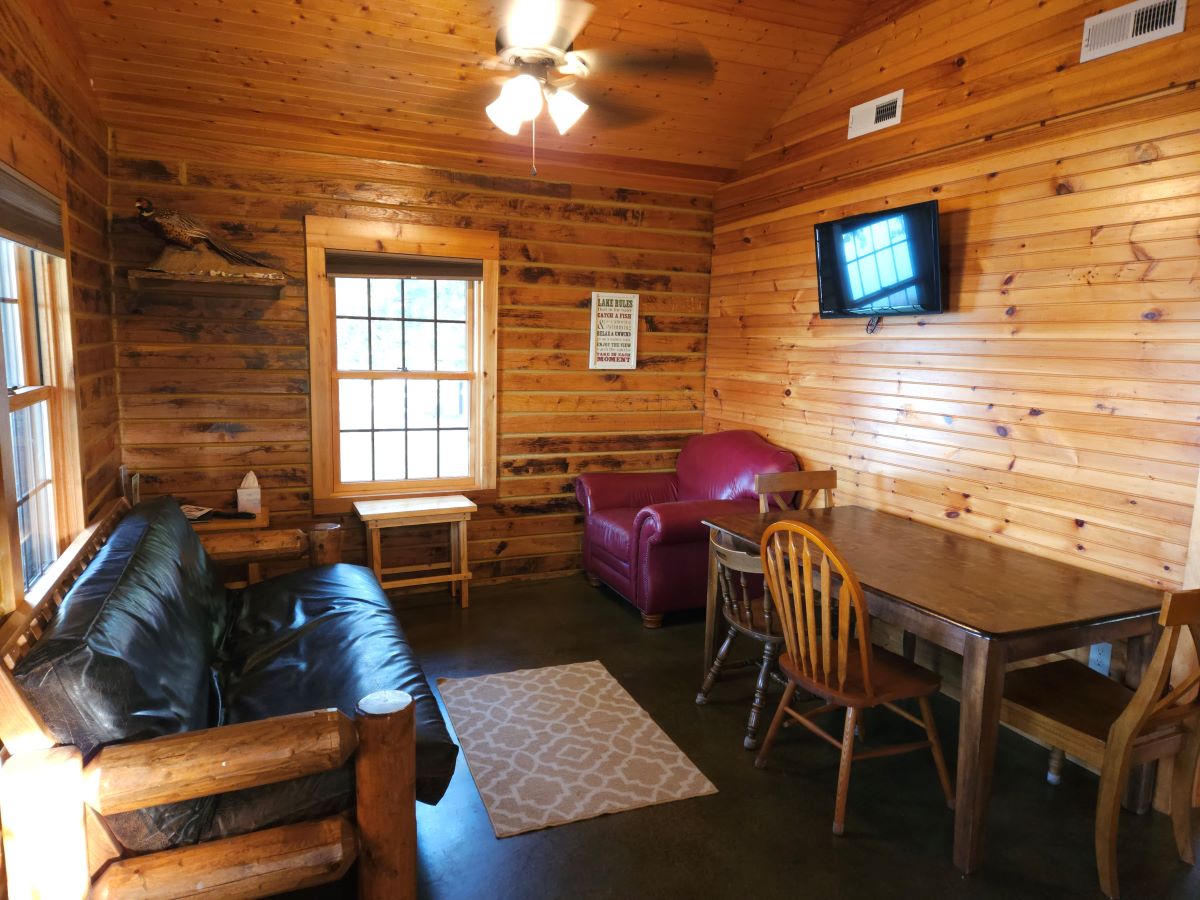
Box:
[530,116,538,178]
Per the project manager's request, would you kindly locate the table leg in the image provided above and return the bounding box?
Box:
[457,518,470,610]
[368,524,382,585]
[954,634,1007,874]
[449,522,460,601]
[703,529,719,678]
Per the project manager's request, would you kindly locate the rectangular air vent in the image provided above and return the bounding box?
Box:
[847,89,904,140]
[1080,0,1186,62]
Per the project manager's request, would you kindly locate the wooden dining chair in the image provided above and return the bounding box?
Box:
[754,469,836,513]
[695,534,784,750]
[754,520,954,835]
[1001,588,1200,899]
[698,469,837,748]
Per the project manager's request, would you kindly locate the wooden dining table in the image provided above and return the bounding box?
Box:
[702,504,1164,875]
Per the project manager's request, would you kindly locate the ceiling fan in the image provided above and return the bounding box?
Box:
[482,0,714,138]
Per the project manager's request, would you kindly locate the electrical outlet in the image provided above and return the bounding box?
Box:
[1088,642,1112,676]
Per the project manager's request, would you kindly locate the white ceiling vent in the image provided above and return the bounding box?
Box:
[1080,0,1186,62]
[847,89,904,140]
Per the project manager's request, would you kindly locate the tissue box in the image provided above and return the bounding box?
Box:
[236,488,261,514]
[237,471,261,513]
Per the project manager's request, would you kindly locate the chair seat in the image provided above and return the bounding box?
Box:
[778,642,940,707]
[585,507,640,562]
[1002,659,1179,769]
[721,596,782,641]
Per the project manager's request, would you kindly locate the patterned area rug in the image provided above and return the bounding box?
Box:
[437,660,717,837]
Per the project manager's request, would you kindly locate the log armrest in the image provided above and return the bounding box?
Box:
[0,691,416,900]
[200,522,343,568]
[82,708,359,815]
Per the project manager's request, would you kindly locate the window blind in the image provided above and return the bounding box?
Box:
[0,163,64,256]
[325,250,483,279]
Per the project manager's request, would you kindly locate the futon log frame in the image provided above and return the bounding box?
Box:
[0,498,417,899]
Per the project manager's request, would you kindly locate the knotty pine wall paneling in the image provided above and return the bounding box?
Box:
[705,0,1200,593]
[0,0,119,519]
[110,133,712,584]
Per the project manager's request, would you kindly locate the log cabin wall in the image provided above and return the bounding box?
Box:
[108,133,714,583]
[705,0,1200,592]
[0,0,118,518]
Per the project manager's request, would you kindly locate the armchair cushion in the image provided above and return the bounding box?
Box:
[585,508,640,562]
[574,471,677,515]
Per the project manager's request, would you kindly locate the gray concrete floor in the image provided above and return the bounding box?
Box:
[342,575,1200,899]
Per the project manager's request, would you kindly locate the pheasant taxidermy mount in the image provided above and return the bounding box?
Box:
[134,198,272,269]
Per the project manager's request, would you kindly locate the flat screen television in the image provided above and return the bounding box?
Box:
[814,199,944,321]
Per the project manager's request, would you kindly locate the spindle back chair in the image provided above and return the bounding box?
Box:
[755,520,954,835]
[754,469,836,515]
[695,535,783,749]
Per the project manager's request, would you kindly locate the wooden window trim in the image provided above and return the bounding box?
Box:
[0,224,84,615]
[304,217,499,514]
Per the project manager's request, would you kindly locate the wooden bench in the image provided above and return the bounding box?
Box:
[0,499,418,899]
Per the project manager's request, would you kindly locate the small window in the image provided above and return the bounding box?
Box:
[0,237,83,591]
[334,277,474,483]
[306,218,498,511]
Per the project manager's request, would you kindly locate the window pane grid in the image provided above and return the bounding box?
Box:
[335,277,468,375]
[0,238,17,300]
[337,376,470,483]
[333,275,473,488]
[1,239,26,388]
[10,400,56,589]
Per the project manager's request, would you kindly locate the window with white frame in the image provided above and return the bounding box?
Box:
[333,276,474,483]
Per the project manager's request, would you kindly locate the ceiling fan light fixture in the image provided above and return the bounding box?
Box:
[546,86,588,134]
[486,73,545,134]
[508,73,545,118]
[486,94,524,135]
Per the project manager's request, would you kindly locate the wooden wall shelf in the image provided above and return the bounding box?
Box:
[127,245,286,294]
[128,269,286,289]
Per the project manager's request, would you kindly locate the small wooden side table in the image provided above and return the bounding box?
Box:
[190,507,270,533]
[191,507,271,583]
[354,495,477,608]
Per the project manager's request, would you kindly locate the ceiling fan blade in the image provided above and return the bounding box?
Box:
[571,86,657,130]
[500,0,594,52]
[571,44,714,80]
[476,55,515,72]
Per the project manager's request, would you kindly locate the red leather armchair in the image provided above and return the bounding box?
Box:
[574,430,798,628]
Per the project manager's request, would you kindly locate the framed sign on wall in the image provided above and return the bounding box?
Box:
[588,291,639,370]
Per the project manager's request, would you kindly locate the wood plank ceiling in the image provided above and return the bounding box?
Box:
[64,0,884,181]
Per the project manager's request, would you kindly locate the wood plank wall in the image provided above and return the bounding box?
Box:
[705,0,1200,592]
[108,133,713,583]
[0,0,119,519]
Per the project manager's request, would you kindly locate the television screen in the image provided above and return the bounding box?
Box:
[814,199,943,319]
